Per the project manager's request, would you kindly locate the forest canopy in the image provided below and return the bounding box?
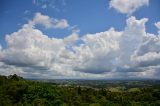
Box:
[0,74,160,106]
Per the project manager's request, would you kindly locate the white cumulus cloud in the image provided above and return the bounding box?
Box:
[29,12,69,29]
[110,0,149,15]
[0,12,160,79]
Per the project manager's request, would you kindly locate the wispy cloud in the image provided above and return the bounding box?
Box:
[27,12,69,29]
[68,25,80,34]
[24,10,30,14]
[32,0,67,11]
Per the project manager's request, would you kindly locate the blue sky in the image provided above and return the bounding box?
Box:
[0,0,160,47]
[0,0,160,79]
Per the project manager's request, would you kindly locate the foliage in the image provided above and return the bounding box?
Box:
[0,74,160,106]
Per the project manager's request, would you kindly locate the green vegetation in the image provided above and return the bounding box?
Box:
[0,74,160,106]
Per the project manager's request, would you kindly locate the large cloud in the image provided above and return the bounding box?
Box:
[0,13,160,79]
[110,0,149,15]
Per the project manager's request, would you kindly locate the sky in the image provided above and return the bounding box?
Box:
[0,0,160,79]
